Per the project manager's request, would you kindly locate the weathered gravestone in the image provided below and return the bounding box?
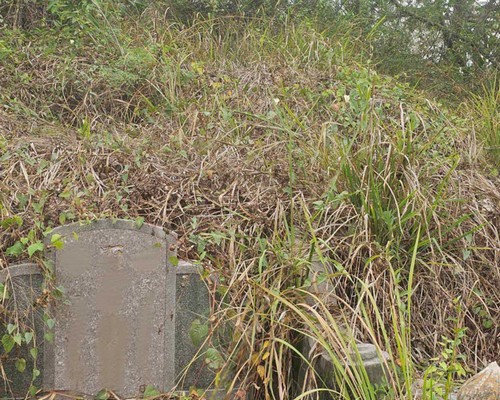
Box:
[0,263,44,397]
[44,219,217,397]
[175,261,214,390]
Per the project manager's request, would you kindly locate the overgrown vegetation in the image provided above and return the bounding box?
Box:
[0,1,498,399]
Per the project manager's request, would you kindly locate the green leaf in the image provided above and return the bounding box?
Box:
[189,319,208,348]
[13,333,22,346]
[168,255,179,267]
[15,358,26,373]
[6,241,24,256]
[0,216,22,228]
[30,348,38,359]
[44,332,54,342]
[50,234,65,250]
[46,319,55,329]
[204,347,224,370]
[2,334,15,353]
[59,189,72,199]
[482,319,493,329]
[7,323,16,334]
[0,283,7,299]
[29,385,38,397]
[27,242,44,257]
[135,217,145,229]
[143,385,160,398]
[32,369,40,379]
[95,389,110,400]
[25,332,33,344]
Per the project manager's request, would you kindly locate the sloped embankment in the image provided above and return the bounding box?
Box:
[1,14,499,398]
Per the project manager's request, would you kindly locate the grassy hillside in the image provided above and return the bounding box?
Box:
[0,9,499,399]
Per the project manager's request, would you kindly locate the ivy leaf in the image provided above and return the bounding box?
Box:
[44,332,54,342]
[2,334,15,353]
[168,255,179,267]
[6,241,24,256]
[483,319,493,329]
[143,385,160,398]
[95,389,110,400]
[25,332,33,344]
[134,217,145,229]
[29,385,38,397]
[27,242,44,257]
[204,347,224,370]
[13,333,22,346]
[15,358,26,373]
[50,234,64,250]
[7,323,16,334]
[46,319,55,329]
[189,319,208,348]
[30,348,38,359]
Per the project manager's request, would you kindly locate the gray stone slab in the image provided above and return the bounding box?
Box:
[44,219,177,397]
[301,335,391,399]
[175,261,215,390]
[0,263,44,398]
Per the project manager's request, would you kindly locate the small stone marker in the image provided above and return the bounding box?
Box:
[0,263,44,397]
[44,220,177,396]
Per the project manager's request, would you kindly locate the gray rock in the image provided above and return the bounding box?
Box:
[457,362,500,400]
[301,335,391,399]
[0,263,44,398]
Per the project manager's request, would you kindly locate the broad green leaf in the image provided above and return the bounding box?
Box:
[135,217,145,229]
[7,323,15,334]
[30,347,38,359]
[2,334,15,353]
[483,319,493,329]
[143,385,160,398]
[27,242,44,257]
[0,216,22,228]
[15,358,26,372]
[13,333,22,345]
[204,347,223,370]
[6,241,24,256]
[95,389,110,400]
[25,332,33,344]
[189,319,208,348]
[51,234,64,250]
[29,385,38,397]
[59,189,72,199]
[32,369,40,379]
[168,255,179,267]
[46,319,55,329]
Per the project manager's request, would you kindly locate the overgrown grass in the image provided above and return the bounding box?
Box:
[468,73,500,167]
[0,10,498,400]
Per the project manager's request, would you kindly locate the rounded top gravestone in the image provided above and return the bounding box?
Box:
[44,219,177,397]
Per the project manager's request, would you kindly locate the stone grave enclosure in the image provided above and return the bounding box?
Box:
[1,219,218,398]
